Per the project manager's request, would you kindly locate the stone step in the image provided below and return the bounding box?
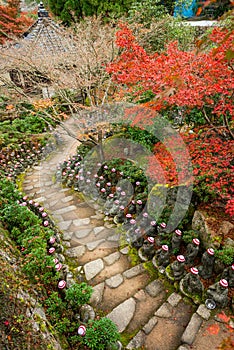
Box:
[126,293,193,350]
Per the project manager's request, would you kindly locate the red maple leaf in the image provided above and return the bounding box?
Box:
[206,323,220,335]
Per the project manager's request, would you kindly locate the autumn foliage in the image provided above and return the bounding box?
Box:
[0,0,33,44]
[107,23,234,216]
[107,24,234,125]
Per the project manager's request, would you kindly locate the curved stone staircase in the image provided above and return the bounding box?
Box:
[22,117,232,350]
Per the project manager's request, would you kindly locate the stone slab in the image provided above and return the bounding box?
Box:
[177,346,190,350]
[103,252,121,266]
[74,228,92,239]
[123,264,145,279]
[106,274,124,288]
[145,280,164,297]
[62,231,73,241]
[93,226,105,236]
[53,205,77,215]
[84,258,104,281]
[120,246,129,255]
[107,298,136,333]
[126,331,145,349]
[61,196,74,203]
[64,245,86,258]
[58,220,72,231]
[73,218,91,226]
[155,302,173,318]
[107,233,120,242]
[143,316,158,335]
[89,282,105,306]
[181,313,203,345]
[196,304,211,320]
[87,239,105,251]
[167,292,182,307]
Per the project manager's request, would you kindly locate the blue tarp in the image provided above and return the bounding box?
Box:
[174,0,197,18]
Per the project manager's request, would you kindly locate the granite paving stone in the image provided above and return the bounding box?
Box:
[84,259,104,281]
[61,196,74,203]
[123,264,145,279]
[107,298,136,333]
[145,280,164,297]
[155,302,173,318]
[89,282,105,306]
[196,304,211,320]
[86,239,106,251]
[53,205,77,215]
[73,218,91,226]
[143,316,158,335]
[181,313,203,345]
[126,331,145,349]
[103,252,121,266]
[57,220,72,231]
[64,245,86,258]
[167,292,182,307]
[73,228,92,239]
[62,231,74,241]
[106,274,124,288]
[93,226,105,236]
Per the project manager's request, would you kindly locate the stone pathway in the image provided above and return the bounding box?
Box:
[22,117,233,350]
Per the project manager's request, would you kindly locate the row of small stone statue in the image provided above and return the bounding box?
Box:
[137,229,233,308]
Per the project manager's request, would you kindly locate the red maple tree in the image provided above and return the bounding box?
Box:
[0,0,33,44]
[106,23,234,216]
[107,23,234,137]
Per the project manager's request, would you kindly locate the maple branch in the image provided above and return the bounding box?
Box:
[223,113,234,139]
[202,107,223,136]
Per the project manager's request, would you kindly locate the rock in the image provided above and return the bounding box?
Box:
[143,316,158,334]
[218,221,234,236]
[62,231,73,241]
[73,228,92,239]
[87,239,106,251]
[120,246,129,255]
[103,252,121,266]
[64,245,86,258]
[93,226,105,236]
[89,282,105,306]
[123,264,145,279]
[145,280,164,297]
[155,302,173,318]
[177,346,190,350]
[53,205,77,215]
[181,313,203,345]
[106,274,124,288]
[192,210,217,249]
[126,331,145,349]
[167,292,182,307]
[196,304,211,320]
[79,304,95,323]
[224,237,234,248]
[58,220,72,231]
[107,298,136,333]
[73,218,90,226]
[84,258,104,281]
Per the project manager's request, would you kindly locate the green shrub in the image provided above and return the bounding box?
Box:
[44,292,66,322]
[182,230,200,244]
[83,317,120,350]
[65,282,93,309]
[215,247,234,265]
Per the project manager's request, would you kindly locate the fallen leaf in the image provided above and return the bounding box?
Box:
[206,324,220,335]
[217,311,230,323]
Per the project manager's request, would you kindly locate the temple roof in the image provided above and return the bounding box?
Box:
[21,2,74,55]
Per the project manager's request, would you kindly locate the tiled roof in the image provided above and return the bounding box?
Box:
[21,2,74,55]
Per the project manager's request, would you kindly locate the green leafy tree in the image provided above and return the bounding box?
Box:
[48,0,134,25]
